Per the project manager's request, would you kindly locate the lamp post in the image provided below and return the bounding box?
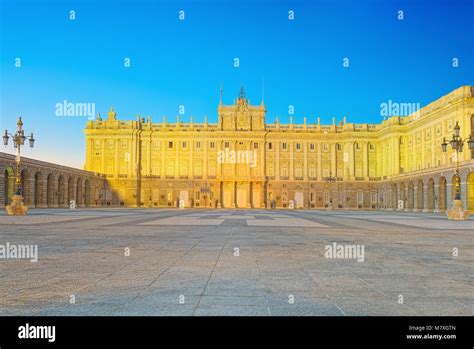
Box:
[441,121,474,220]
[3,116,35,215]
[324,171,337,210]
[200,183,210,207]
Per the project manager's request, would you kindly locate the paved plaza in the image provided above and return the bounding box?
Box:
[0,208,472,316]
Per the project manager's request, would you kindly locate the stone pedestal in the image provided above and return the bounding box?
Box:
[447,200,469,220]
[5,195,29,216]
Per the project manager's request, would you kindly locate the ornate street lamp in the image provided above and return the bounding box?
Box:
[200,183,211,206]
[3,117,35,215]
[324,171,337,210]
[442,121,473,220]
[324,170,337,183]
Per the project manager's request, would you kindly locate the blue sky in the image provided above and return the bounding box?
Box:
[1,0,473,168]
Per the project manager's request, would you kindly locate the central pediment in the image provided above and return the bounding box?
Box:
[218,86,266,131]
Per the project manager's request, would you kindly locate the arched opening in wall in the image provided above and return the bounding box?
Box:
[467,172,474,213]
[84,179,90,206]
[4,167,14,206]
[417,179,424,210]
[427,178,435,211]
[399,182,406,209]
[470,114,474,160]
[67,177,74,205]
[76,178,83,206]
[94,187,99,206]
[391,183,398,209]
[46,173,56,207]
[294,186,304,209]
[58,175,65,207]
[34,172,43,207]
[438,177,447,211]
[20,169,31,205]
[407,181,414,209]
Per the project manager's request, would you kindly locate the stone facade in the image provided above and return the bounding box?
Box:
[5,86,473,212]
[0,152,108,209]
[82,85,474,211]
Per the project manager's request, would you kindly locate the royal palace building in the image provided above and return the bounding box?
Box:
[84,85,474,213]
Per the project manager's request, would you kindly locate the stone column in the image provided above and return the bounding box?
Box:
[362,142,368,179]
[434,183,440,213]
[247,182,252,208]
[331,143,337,177]
[289,141,294,181]
[232,181,236,208]
[276,142,280,180]
[422,182,430,212]
[303,142,308,181]
[413,185,419,212]
[39,178,48,208]
[317,142,322,180]
[26,176,35,208]
[0,166,5,208]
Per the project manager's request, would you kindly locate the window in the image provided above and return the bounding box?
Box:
[357,192,363,204]
[182,142,187,149]
[355,142,360,150]
[225,142,230,148]
[210,142,215,149]
[371,192,377,204]
[196,141,201,149]
[337,143,342,151]
[268,142,273,150]
[254,142,258,149]
[295,167,302,178]
[309,143,315,151]
[324,192,330,204]
[282,143,287,150]
[296,143,301,150]
[168,141,173,149]
[323,143,329,151]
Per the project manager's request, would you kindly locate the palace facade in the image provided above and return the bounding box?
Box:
[84,86,474,212]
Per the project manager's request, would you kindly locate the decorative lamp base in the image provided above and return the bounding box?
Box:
[446,199,470,220]
[5,195,29,216]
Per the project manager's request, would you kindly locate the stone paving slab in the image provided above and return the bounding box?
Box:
[0,215,97,225]
[247,217,328,227]
[140,217,225,226]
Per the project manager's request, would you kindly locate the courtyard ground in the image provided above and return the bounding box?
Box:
[0,208,472,316]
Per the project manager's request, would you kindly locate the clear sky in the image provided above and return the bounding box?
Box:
[1,0,473,169]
